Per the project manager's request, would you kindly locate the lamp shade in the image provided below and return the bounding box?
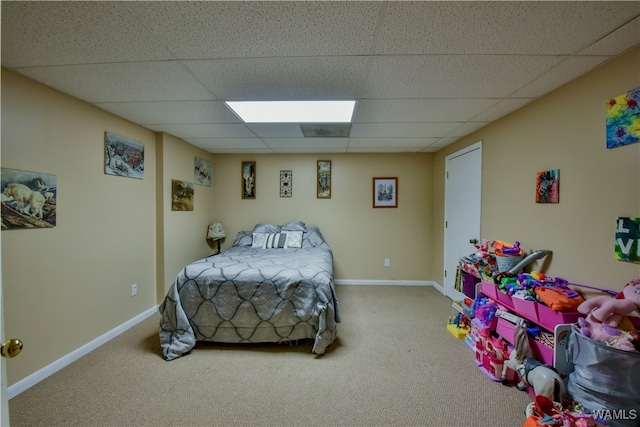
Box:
[207,222,226,240]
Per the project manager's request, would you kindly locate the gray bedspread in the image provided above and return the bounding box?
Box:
[159,226,340,361]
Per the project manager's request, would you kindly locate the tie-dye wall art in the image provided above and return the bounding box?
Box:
[606,87,640,149]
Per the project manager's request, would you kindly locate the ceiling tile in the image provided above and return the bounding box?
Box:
[183,57,370,100]
[263,138,349,150]
[376,2,640,55]
[578,16,640,55]
[351,122,462,138]
[511,56,614,98]
[354,99,500,123]
[153,124,255,139]
[349,138,438,148]
[95,101,241,125]
[0,2,175,67]
[15,62,214,103]
[183,138,270,152]
[246,124,304,138]
[127,2,382,59]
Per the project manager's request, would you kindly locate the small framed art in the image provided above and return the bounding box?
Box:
[373,177,397,208]
[535,170,559,203]
[280,170,292,197]
[317,160,331,199]
[242,161,256,199]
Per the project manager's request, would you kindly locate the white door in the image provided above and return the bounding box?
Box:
[443,141,482,300]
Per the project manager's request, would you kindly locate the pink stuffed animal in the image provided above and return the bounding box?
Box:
[578,279,640,327]
[577,279,640,352]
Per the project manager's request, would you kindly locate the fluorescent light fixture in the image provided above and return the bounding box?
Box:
[225,100,356,123]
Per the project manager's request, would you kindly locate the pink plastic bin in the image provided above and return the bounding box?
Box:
[480,280,498,300]
[530,338,554,365]
[495,289,514,309]
[536,303,581,332]
[496,317,517,345]
[512,297,539,323]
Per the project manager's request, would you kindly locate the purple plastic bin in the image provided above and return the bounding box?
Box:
[461,271,480,299]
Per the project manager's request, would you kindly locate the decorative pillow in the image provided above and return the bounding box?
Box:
[281,221,306,232]
[252,232,287,249]
[233,231,253,247]
[284,231,303,248]
[301,226,326,248]
[252,223,280,234]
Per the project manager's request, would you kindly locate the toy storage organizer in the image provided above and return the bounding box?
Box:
[475,280,579,371]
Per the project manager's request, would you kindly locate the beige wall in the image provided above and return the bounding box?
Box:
[157,133,216,297]
[1,70,157,384]
[433,47,640,289]
[211,153,434,281]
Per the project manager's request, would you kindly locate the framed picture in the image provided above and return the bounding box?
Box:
[242,161,256,199]
[194,157,212,186]
[373,177,398,208]
[317,160,331,199]
[1,167,57,229]
[171,179,194,211]
[280,170,292,197]
[104,131,144,179]
[535,169,559,203]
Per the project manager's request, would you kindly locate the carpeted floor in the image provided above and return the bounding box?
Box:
[9,285,532,426]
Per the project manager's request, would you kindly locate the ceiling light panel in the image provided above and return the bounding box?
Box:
[225,100,356,123]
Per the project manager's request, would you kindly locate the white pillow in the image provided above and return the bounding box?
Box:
[284,231,303,248]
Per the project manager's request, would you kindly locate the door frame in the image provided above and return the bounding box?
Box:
[443,141,482,300]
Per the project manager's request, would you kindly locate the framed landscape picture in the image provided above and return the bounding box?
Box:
[194,157,212,186]
[373,177,397,208]
[1,167,57,229]
[171,179,194,211]
[104,131,144,179]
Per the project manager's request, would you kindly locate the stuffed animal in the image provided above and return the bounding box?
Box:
[577,316,639,352]
[577,279,640,352]
[578,279,640,327]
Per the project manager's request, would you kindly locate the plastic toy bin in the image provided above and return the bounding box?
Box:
[495,290,514,309]
[512,297,539,323]
[496,317,517,344]
[480,280,498,300]
[530,338,554,366]
[537,303,581,332]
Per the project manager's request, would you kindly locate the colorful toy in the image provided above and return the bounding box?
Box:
[577,278,640,327]
[501,324,567,403]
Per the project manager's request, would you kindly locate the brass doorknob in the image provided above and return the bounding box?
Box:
[469,239,478,245]
[1,338,23,358]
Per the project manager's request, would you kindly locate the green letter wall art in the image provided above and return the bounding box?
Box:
[615,217,640,263]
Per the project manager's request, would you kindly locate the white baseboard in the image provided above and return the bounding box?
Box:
[8,306,158,399]
[335,279,435,286]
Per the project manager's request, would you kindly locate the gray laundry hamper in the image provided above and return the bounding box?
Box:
[566,327,640,427]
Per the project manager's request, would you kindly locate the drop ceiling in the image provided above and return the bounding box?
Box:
[2,1,639,154]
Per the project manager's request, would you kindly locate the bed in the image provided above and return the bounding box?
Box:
[158,222,340,361]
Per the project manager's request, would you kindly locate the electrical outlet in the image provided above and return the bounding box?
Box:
[131,283,137,297]
[384,259,390,267]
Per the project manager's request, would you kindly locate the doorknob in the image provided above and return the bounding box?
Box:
[1,338,23,358]
[469,239,478,245]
